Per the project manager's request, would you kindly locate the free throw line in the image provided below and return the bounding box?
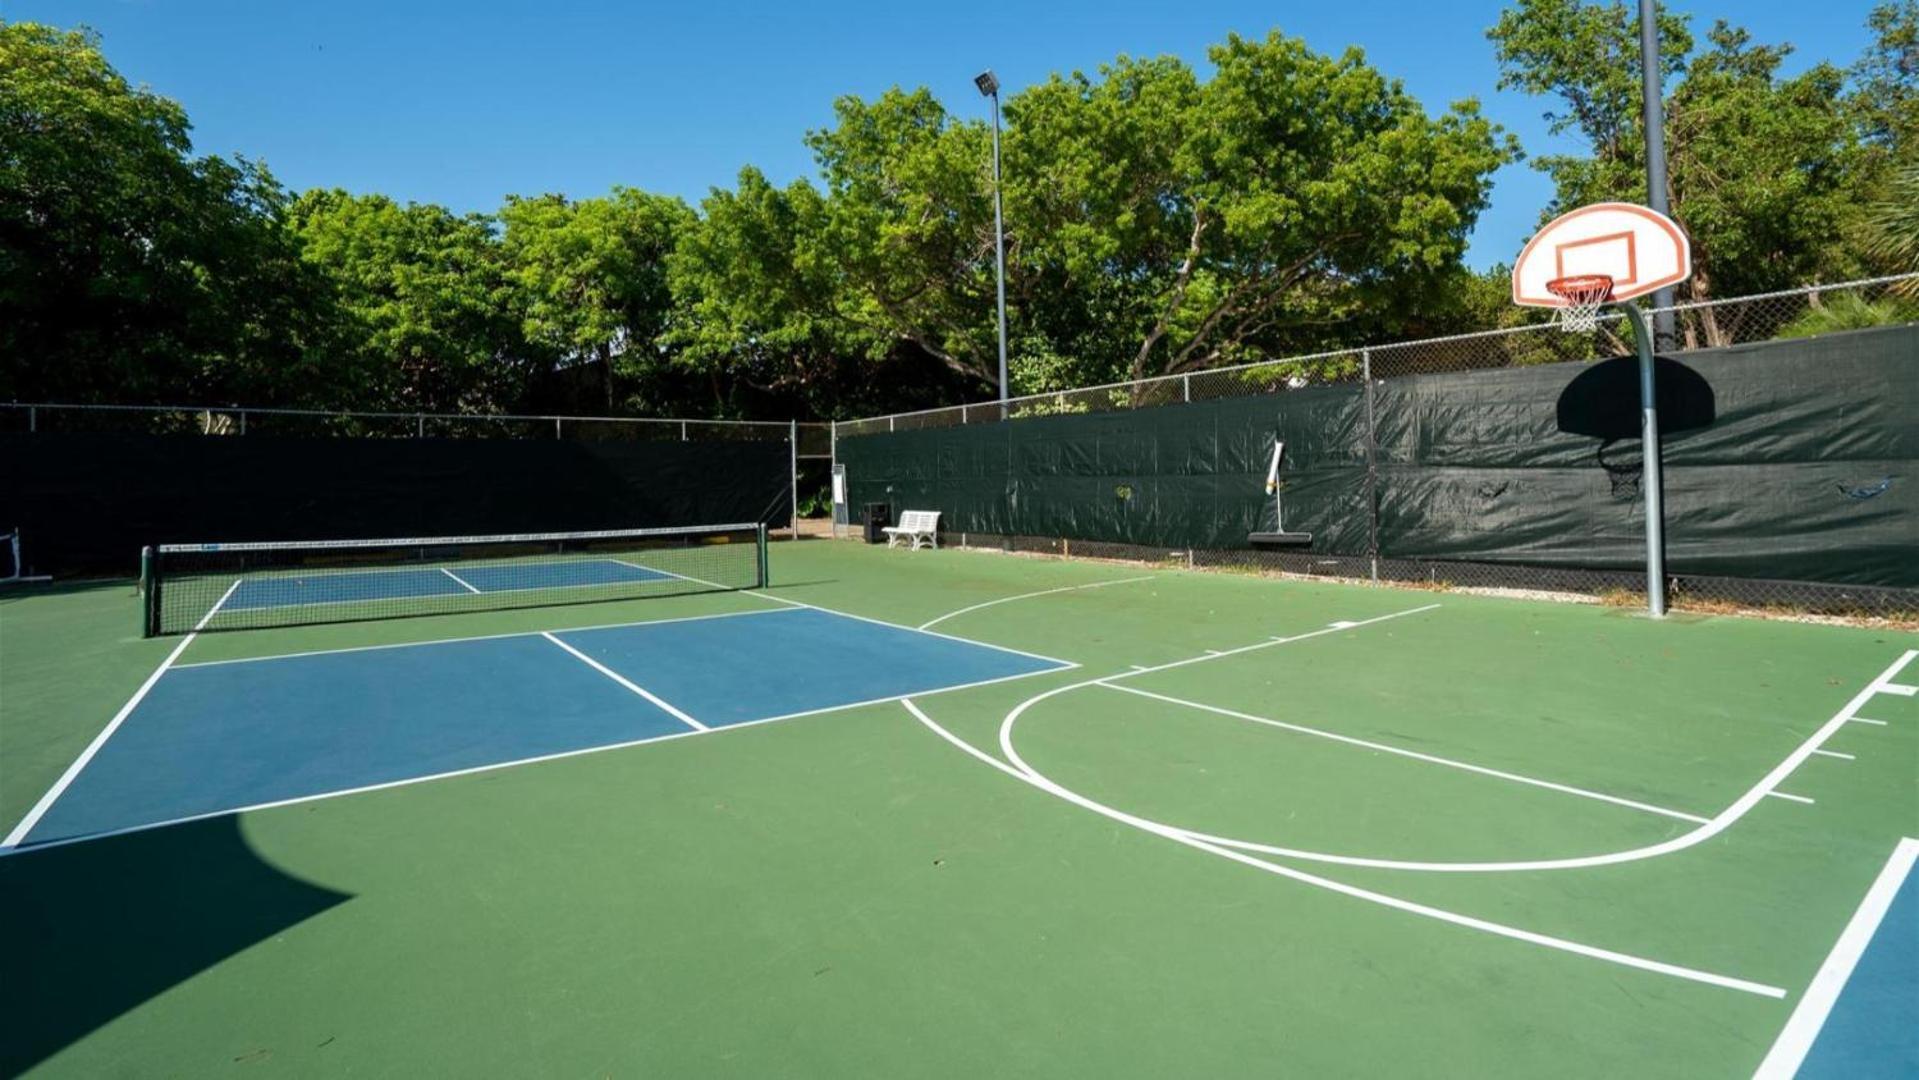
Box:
[1101,682,1709,824]
[903,693,1785,999]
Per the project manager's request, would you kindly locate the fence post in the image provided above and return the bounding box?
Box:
[28,406,36,433]
[416,414,425,438]
[829,421,840,540]
[962,404,969,423]
[681,420,688,441]
[789,419,800,541]
[1183,373,1191,403]
[889,416,895,433]
[1361,349,1379,584]
[554,417,562,439]
[238,410,247,436]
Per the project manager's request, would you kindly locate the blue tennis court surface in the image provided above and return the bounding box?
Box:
[23,606,1069,846]
[1798,855,1919,1079]
[222,557,674,611]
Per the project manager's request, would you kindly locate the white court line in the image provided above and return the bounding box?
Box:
[439,567,482,594]
[0,578,242,849]
[1106,605,1444,683]
[541,632,707,731]
[172,606,798,669]
[1764,791,1816,805]
[1850,717,1888,727]
[915,575,1156,630]
[992,645,1916,876]
[1811,749,1855,761]
[1753,837,1919,1078]
[1880,683,1916,697]
[902,697,1786,999]
[746,586,1078,669]
[0,648,1076,858]
[1102,682,1709,824]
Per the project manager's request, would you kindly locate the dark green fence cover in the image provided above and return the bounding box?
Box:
[0,434,791,576]
[839,324,1917,589]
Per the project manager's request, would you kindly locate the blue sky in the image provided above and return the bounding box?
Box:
[5,0,1881,269]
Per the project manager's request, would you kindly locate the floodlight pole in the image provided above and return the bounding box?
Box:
[1638,0,1677,351]
[1617,302,1667,618]
[977,70,1010,410]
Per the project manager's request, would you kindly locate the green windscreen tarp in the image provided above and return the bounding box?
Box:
[839,324,1917,589]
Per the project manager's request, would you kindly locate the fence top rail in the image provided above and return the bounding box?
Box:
[832,270,1919,432]
[3,401,801,429]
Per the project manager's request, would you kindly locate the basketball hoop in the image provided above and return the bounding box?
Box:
[1546,274,1614,332]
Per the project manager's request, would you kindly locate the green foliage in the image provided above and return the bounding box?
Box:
[1850,2,1919,152]
[1776,290,1918,336]
[1491,0,1866,308]
[796,34,1517,394]
[5,14,1903,420]
[0,22,320,404]
[1004,35,1519,387]
[288,190,519,410]
[499,189,694,410]
[1866,161,1919,286]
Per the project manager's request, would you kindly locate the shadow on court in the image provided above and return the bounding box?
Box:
[0,817,350,1074]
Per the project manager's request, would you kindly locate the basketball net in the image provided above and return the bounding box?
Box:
[1546,274,1614,332]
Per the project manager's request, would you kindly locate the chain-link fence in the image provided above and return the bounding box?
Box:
[835,273,1919,436]
[832,273,1919,623]
[0,401,817,442]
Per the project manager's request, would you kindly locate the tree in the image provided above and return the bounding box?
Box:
[1008,35,1516,387]
[1850,1,1919,154]
[287,190,521,411]
[498,189,693,411]
[0,22,318,405]
[1867,161,1919,292]
[1491,0,1866,342]
[800,32,1515,396]
[802,88,1003,389]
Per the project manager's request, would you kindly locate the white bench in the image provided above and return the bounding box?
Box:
[882,510,941,550]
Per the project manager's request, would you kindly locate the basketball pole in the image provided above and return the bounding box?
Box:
[1616,301,1668,617]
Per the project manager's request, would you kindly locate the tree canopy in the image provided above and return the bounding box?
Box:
[1491,0,1901,329]
[0,11,1908,417]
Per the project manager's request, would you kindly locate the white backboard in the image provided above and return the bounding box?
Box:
[1512,202,1691,307]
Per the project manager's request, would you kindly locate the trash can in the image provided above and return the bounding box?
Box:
[863,502,891,544]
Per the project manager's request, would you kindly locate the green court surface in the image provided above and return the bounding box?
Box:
[2,540,1914,1077]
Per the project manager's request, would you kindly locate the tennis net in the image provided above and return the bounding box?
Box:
[143,522,768,636]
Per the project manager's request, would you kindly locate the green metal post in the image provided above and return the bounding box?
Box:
[139,546,156,637]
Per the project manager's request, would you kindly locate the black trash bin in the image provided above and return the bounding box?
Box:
[863,502,891,544]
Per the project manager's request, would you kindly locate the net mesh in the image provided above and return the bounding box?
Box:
[1547,274,1615,333]
[145,523,767,635]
